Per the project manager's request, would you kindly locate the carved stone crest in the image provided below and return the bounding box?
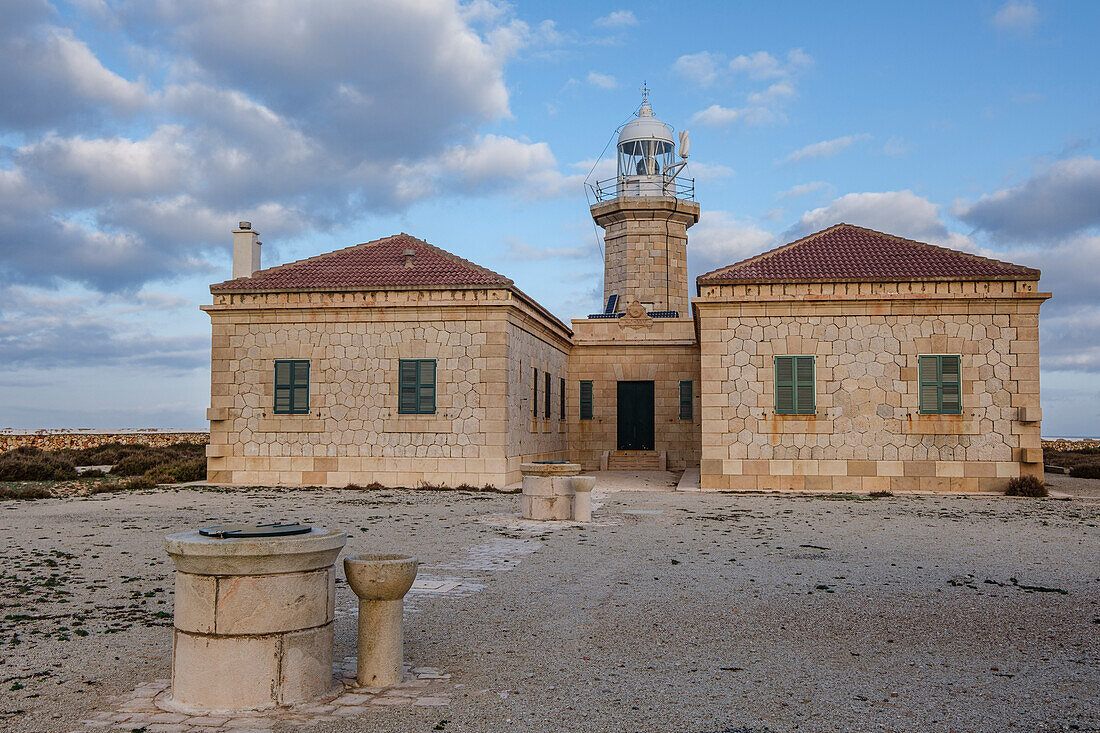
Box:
[619,299,653,330]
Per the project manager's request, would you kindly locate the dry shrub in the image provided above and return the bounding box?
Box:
[1005,475,1048,497]
[1069,464,1100,479]
[109,443,206,479]
[0,447,77,481]
[0,484,54,500]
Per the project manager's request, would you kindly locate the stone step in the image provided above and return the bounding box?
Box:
[607,451,661,471]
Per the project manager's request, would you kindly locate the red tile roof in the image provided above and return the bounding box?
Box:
[211,233,512,292]
[697,223,1040,284]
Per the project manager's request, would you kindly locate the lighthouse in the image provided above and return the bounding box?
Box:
[589,89,699,316]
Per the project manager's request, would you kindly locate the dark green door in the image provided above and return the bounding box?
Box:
[617,381,655,450]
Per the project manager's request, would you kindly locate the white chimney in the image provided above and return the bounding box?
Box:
[232,221,261,279]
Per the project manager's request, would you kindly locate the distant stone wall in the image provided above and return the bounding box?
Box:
[1044,438,1100,451]
[0,431,209,453]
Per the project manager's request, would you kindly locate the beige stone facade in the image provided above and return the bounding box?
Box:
[202,287,569,488]
[592,197,699,314]
[205,204,1048,494]
[568,316,700,471]
[695,279,1048,492]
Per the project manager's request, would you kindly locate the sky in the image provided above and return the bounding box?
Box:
[0,0,1098,436]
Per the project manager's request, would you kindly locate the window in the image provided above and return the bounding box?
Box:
[398,359,436,414]
[775,356,815,415]
[274,360,310,414]
[679,380,693,420]
[559,377,566,420]
[532,368,538,418]
[545,372,551,418]
[919,355,961,414]
[579,380,593,420]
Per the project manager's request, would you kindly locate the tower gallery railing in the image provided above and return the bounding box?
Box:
[588,176,695,202]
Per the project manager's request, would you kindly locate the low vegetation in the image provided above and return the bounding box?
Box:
[0,442,206,499]
[1044,445,1100,479]
[1005,475,1048,498]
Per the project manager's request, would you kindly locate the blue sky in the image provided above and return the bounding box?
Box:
[1,0,1098,435]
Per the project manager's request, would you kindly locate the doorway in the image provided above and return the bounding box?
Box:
[617,381,655,450]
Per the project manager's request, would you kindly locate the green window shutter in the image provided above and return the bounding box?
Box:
[775,356,814,414]
[532,368,538,417]
[398,360,419,414]
[940,356,961,414]
[679,380,693,420]
[919,355,961,414]
[795,356,815,414]
[545,372,551,418]
[775,356,795,414]
[579,381,593,420]
[274,360,309,414]
[417,359,436,414]
[560,377,565,420]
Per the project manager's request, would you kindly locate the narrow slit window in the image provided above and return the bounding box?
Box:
[560,377,566,420]
[545,372,551,419]
[775,356,815,415]
[679,380,693,420]
[398,359,436,415]
[274,360,310,415]
[533,368,538,418]
[579,380,593,420]
[919,355,962,414]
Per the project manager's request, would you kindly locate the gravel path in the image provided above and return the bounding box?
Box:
[1,487,1097,733]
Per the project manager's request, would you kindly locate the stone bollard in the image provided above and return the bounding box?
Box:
[520,462,580,520]
[343,554,418,688]
[570,475,596,522]
[162,526,346,713]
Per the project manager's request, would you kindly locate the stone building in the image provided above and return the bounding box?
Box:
[203,97,1049,491]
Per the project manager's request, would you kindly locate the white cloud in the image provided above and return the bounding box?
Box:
[594,10,638,29]
[691,104,779,127]
[587,71,617,89]
[777,181,828,200]
[729,48,812,80]
[783,134,870,164]
[882,136,912,157]
[688,211,777,279]
[681,48,812,128]
[991,0,1040,34]
[952,157,1100,241]
[785,190,975,253]
[672,51,723,86]
[503,237,594,261]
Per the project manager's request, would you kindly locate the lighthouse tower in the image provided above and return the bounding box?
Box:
[590,90,699,316]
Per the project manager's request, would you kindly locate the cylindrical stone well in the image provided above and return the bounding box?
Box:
[161,526,347,713]
[520,462,581,520]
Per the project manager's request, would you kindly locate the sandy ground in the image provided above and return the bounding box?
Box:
[1,485,1097,733]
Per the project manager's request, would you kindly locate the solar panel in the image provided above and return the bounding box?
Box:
[604,294,618,314]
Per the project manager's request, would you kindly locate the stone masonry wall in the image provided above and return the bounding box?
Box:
[568,318,701,471]
[592,197,698,315]
[696,279,1048,492]
[204,288,561,488]
[505,315,570,483]
[0,431,208,453]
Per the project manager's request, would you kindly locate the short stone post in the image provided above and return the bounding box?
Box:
[570,476,596,521]
[162,527,346,713]
[520,462,581,520]
[343,554,418,688]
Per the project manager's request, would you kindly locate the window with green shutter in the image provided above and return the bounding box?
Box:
[559,377,566,420]
[274,360,310,414]
[918,355,961,414]
[774,356,815,415]
[398,359,436,414]
[532,368,538,418]
[544,372,551,418]
[579,380,593,420]
[679,380,693,420]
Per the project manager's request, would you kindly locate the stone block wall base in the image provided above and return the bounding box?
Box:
[164,624,340,713]
[520,494,573,520]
